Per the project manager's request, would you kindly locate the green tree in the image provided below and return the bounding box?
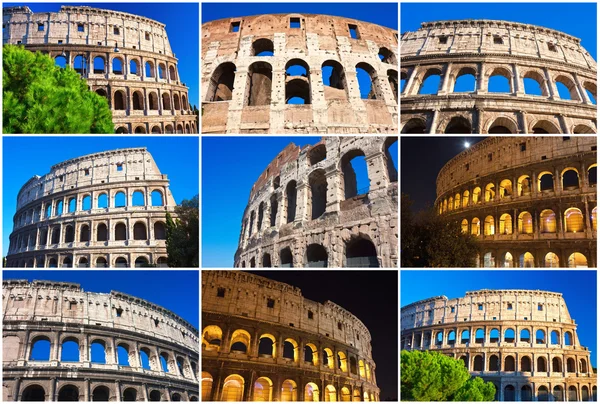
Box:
[401,193,479,267]
[401,350,495,401]
[166,195,199,267]
[3,45,114,133]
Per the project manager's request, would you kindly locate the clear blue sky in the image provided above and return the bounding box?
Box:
[401,270,597,367]
[5,270,198,362]
[6,3,199,107]
[202,3,398,30]
[401,3,597,100]
[2,137,199,257]
[202,137,397,267]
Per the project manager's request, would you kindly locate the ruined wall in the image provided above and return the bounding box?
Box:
[202,13,399,134]
[2,280,199,401]
[3,5,197,133]
[6,148,178,268]
[400,20,597,134]
[202,271,379,401]
[234,136,399,268]
[401,289,597,402]
[435,136,597,268]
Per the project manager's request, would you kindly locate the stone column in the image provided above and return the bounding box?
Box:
[325,170,343,213]
[429,108,440,134]
[558,114,570,134]
[476,62,486,94]
[404,66,419,95]
[545,67,559,100]
[438,63,453,95]
[513,63,523,95]
[296,182,310,222]
[573,72,592,104]
[520,110,529,134]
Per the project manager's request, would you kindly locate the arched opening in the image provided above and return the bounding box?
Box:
[520,329,531,342]
[117,344,130,366]
[545,252,559,268]
[92,386,110,401]
[247,61,272,106]
[537,356,547,372]
[253,38,274,56]
[145,61,155,78]
[499,213,513,234]
[484,215,495,235]
[378,47,397,64]
[123,388,137,402]
[133,222,147,240]
[61,338,80,362]
[568,252,588,268]
[356,62,380,99]
[322,60,348,100]
[555,75,580,101]
[139,348,151,369]
[552,357,562,372]
[505,355,515,371]
[55,55,67,69]
[135,256,149,267]
[538,386,549,402]
[161,92,171,110]
[90,340,106,363]
[452,67,476,93]
[64,225,75,243]
[171,393,182,401]
[129,59,140,76]
[230,329,251,353]
[96,223,108,242]
[461,219,469,234]
[280,247,293,268]
[562,168,580,190]
[521,356,532,372]
[341,149,369,199]
[346,238,378,267]
[73,55,88,76]
[207,62,236,101]
[483,252,495,267]
[325,385,336,402]
[523,71,546,96]
[471,218,481,236]
[201,372,213,401]
[401,118,427,133]
[564,207,584,232]
[308,169,327,219]
[473,355,483,371]
[553,386,564,402]
[202,325,223,352]
[222,374,244,401]
[540,209,556,233]
[573,124,595,134]
[30,336,51,360]
[582,386,590,401]
[444,116,471,134]
[532,120,561,134]
[305,383,320,402]
[489,354,499,371]
[388,70,398,101]
[281,379,297,402]
[22,385,46,401]
[504,328,515,343]
[112,57,123,75]
[148,92,159,110]
[174,94,181,111]
[285,59,311,104]
[518,211,533,233]
[502,252,513,267]
[154,222,166,240]
[115,223,127,241]
[488,67,511,92]
[58,385,79,401]
[132,91,144,110]
[306,244,328,267]
[262,253,271,268]
[418,68,442,95]
[285,181,298,223]
[488,117,517,133]
[504,385,515,401]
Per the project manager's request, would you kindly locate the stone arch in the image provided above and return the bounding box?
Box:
[174,94,181,110]
[387,69,398,102]
[378,47,397,64]
[417,67,443,95]
[113,90,126,110]
[487,116,518,134]
[308,168,327,220]
[133,221,147,240]
[486,66,513,92]
[443,116,472,134]
[401,117,427,133]
[345,236,379,267]
[531,119,561,134]
[79,224,90,242]
[285,58,311,104]
[221,374,244,401]
[252,38,274,56]
[206,62,237,102]
[169,65,177,81]
[572,124,595,133]
[22,384,46,401]
[554,74,581,101]
[246,61,272,106]
[58,384,80,401]
[148,92,159,110]
[322,60,348,100]
[112,56,124,75]
[450,65,477,93]
[230,329,251,353]
[132,91,144,110]
[306,243,328,267]
[522,69,548,96]
[129,59,140,76]
[162,92,171,110]
[356,62,382,99]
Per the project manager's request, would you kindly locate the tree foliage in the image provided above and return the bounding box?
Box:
[401,194,479,267]
[401,350,495,401]
[3,45,114,133]
[166,195,199,267]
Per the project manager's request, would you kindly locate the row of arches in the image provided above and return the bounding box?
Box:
[8,254,168,268]
[479,251,590,268]
[202,372,377,402]
[14,189,165,229]
[239,238,379,268]
[115,121,195,134]
[408,328,576,348]
[459,207,597,237]
[11,220,167,253]
[402,64,596,105]
[497,384,596,402]
[54,54,178,82]
[109,89,189,112]
[202,326,374,381]
[439,165,597,213]
[460,353,589,374]
[20,383,194,402]
[28,335,197,379]
[402,114,596,134]
[207,60,398,104]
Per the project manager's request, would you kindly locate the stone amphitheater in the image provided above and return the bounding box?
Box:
[436,136,597,268]
[202,270,380,401]
[400,19,597,134]
[2,5,197,134]
[401,289,597,402]
[201,13,399,134]
[2,279,199,401]
[234,136,398,268]
[5,147,178,268]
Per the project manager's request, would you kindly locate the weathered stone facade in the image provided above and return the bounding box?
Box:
[401,289,597,401]
[2,279,199,401]
[234,136,398,268]
[202,13,399,134]
[5,147,178,268]
[400,19,597,134]
[202,271,379,401]
[436,136,597,267]
[2,5,197,134]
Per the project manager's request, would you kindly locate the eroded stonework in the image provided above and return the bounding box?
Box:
[6,147,178,268]
[202,271,379,401]
[437,136,597,267]
[202,13,398,134]
[401,20,597,134]
[2,279,199,401]
[234,136,398,268]
[401,289,597,401]
[3,5,197,134]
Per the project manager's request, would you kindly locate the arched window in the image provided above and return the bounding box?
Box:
[499,213,512,234]
[207,62,236,102]
[488,67,511,92]
[471,218,481,236]
[444,116,471,133]
[552,357,562,372]
[132,91,144,110]
[30,336,51,360]
[568,252,588,268]
[133,222,147,240]
[132,191,145,206]
[222,375,245,401]
[536,329,546,344]
[253,377,273,401]
[564,207,584,232]
[504,355,515,371]
[484,215,495,235]
[322,60,348,100]
[461,219,469,234]
[418,68,442,95]
[341,149,369,199]
[162,93,171,110]
[555,75,580,101]
[201,372,213,401]
[285,59,311,104]
[114,191,126,207]
[154,222,166,240]
[55,200,64,216]
[145,61,155,78]
[545,252,559,267]
[306,244,328,267]
[55,55,67,68]
[551,330,560,344]
[540,209,556,233]
[169,65,177,81]
[97,193,108,208]
[64,225,74,243]
[520,329,531,342]
[473,355,483,371]
[112,57,123,74]
[123,388,137,402]
[158,63,166,79]
[281,380,297,402]
[148,92,159,110]
[93,56,105,74]
[518,211,533,233]
[130,59,140,76]
[488,117,517,133]
[504,385,515,401]
[562,168,580,190]
[521,356,532,372]
[262,253,271,268]
[286,181,297,223]
[308,169,327,219]
[58,385,79,401]
[92,386,110,401]
[523,71,546,96]
[401,118,426,133]
[378,47,397,64]
[452,67,476,93]
[356,62,381,99]
[80,224,90,242]
[538,386,549,401]
[73,55,88,75]
[246,62,272,106]
[532,120,561,134]
[346,238,378,267]
[305,383,320,402]
[280,247,293,268]
[117,344,130,366]
[504,328,515,343]
[115,223,127,241]
[97,223,108,242]
[253,38,274,56]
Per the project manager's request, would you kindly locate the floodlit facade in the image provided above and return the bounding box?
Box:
[401,289,597,401]
[2,279,199,401]
[436,136,597,267]
[401,19,597,134]
[202,271,380,401]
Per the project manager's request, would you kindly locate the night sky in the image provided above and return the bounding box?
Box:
[246,270,399,400]
[401,137,487,210]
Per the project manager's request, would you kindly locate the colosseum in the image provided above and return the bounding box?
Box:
[2,279,199,401]
[400,19,597,134]
[5,147,178,268]
[233,136,398,268]
[401,289,597,402]
[202,270,380,401]
[2,5,197,134]
[201,13,398,134]
[436,136,597,268]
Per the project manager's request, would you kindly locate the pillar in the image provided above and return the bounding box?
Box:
[429,108,440,134]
